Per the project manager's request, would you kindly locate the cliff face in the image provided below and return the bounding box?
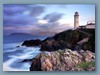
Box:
[41,29,95,52]
[30,49,95,71]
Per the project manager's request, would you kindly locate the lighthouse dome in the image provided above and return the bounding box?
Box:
[75,12,79,15]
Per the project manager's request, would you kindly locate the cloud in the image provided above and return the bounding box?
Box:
[3,4,72,36]
[3,14,37,26]
[3,5,46,27]
[44,12,64,22]
[3,20,73,36]
[28,22,73,36]
[3,4,29,15]
[30,6,45,17]
[37,19,48,24]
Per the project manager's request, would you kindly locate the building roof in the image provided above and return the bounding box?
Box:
[87,23,95,25]
[74,12,79,16]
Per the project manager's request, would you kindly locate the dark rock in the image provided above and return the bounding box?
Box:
[20,59,34,63]
[40,40,67,51]
[40,29,95,52]
[22,39,42,47]
[30,54,42,71]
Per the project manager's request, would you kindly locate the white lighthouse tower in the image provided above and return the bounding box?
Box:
[74,12,79,29]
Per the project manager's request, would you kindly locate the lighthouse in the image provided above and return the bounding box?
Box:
[74,12,79,29]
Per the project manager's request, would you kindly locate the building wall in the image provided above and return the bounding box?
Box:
[86,25,95,29]
[74,15,79,29]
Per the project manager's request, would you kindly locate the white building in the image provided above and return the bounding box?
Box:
[85,23,95,29]
[79,22,95,29]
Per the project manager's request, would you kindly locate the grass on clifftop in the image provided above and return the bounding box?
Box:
[76,61,95,70]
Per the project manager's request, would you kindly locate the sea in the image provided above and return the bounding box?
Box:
[3,35,47,71]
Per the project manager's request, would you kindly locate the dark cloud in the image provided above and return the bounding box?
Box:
[37,22,58,29]
[44,12,64,22]
[3,4,29,15]
[3,4,45,27]
[3,4,45,16]
[3,14,37,26]
[30,6,45,17]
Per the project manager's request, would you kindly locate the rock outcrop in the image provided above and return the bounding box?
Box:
[30,49,95,71]
[40,40,67,51]
[40,29,95,52]
[22,39,42,47]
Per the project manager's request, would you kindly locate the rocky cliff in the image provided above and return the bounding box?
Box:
[21,29,95,52]
[30,49,95,71]
[40,29,95,52]
[21,29,95,71]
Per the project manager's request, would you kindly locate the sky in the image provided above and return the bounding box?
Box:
[3,4,95,36]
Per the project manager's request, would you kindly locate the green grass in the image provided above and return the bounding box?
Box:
[58,50,65,55]
[41,53,47,57]
[77,61,95,69]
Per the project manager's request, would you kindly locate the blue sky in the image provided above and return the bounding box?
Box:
[3,4,95,36]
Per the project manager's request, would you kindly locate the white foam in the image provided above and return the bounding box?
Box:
[3,42,40,71]
[3,48,17,53]
[3,64,29,71]
[3,57,29,71]
[3,58,26,71]
[8,47,40,59]
[9,55,33,59]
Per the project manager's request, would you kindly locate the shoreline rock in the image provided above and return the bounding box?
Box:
[21,39,42,47]
[30,49,95,71]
